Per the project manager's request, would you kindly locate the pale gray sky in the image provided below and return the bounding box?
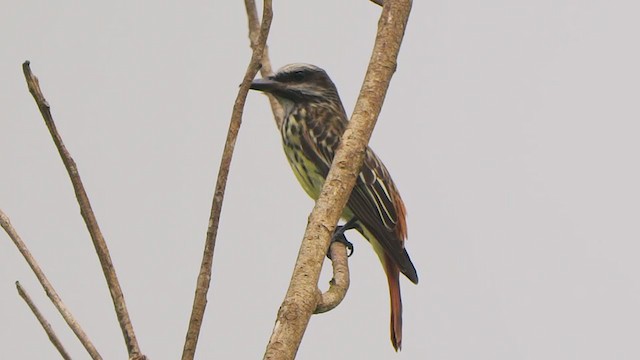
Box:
[2,1,639,359]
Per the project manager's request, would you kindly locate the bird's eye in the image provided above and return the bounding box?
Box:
[292,71,305,82]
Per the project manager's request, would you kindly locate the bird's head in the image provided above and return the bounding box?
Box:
[250,63,341,109]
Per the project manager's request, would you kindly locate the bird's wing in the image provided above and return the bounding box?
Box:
[352,149,404,239]
[347,149,418,282]
[297,111,417,282]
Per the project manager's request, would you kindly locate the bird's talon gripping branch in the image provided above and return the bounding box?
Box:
[328,217,359,258]
[329,231,354,258]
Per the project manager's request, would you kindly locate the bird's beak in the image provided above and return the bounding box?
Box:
[250,77,281,93]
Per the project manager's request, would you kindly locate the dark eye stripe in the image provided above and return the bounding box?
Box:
[277,69,315,83]
[292,71,305,81]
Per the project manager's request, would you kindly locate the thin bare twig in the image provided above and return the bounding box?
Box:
[16,281,72,360]
[0,209,101,359]
[245,0,284,127]
[21,61,143,359]
[262,0,413,358]
[179,1,273,359]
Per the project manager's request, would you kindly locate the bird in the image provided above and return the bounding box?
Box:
[250,63,418,351]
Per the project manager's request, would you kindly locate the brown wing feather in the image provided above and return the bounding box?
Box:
[348,148,418,284]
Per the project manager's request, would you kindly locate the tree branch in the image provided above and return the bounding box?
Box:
[262,1,413,358]
[314,242,350,314]
[16,281,72,360]
[0,209,101,359]
[179,1,273,359]
[21,61,144,360]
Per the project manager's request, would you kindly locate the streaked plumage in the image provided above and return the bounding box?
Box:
[250,63,418,350]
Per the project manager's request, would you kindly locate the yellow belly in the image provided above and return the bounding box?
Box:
[283,144,324,200]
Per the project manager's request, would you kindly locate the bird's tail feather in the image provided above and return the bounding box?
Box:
[383,253,403,351]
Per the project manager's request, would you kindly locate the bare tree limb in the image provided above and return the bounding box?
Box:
[314,242,350,314]
[179,1,273,359]
[0,209,101,359]
[262,1,413,358]
[16,281,72,360]
[21,61,144,359]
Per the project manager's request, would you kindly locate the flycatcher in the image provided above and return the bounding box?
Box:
[250,63,418,351]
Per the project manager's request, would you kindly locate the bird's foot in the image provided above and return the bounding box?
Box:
[327,218,359,259]
[329,230,354,258]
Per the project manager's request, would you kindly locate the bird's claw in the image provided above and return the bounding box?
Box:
[330,232,354,258]
[327,221,355,259]
[326,217,360,259]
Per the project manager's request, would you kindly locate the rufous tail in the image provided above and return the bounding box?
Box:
[383,253,403,351]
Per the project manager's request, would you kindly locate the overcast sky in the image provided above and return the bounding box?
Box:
[2,1,639,359]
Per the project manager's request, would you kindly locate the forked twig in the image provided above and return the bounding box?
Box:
[245,0,284,126]
[16,281,72,360]
[1,209,101,359]
[21,62,143,359]
[179,1,273,359]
